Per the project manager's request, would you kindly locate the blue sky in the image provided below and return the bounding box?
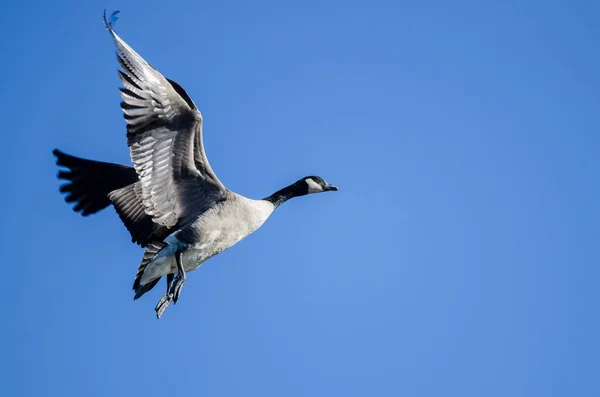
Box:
[2,0,599,396]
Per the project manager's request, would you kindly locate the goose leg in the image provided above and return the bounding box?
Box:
[154,252,186,318]
[155,274,175,318]
[155,287,173,319]
[166,273,174,292]
[170,251,186,304]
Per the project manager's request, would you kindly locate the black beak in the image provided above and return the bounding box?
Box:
[324,184,339,192]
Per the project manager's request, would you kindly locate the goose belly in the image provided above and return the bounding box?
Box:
[139,198,274,285]
[182,220,261,268]
[138,238,217,285]
[180,197,275,266]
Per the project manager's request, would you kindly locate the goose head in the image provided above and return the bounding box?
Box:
[301,176,339,194]
[265,176,338,207]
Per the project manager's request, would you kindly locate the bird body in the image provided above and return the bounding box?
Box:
[139,196,274,286]
[54,12,338,318]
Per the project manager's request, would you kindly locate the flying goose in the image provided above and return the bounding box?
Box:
[54,12,338,318]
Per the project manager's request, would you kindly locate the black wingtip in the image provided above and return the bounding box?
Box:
[103,9,109,29]
[103,9,120,31]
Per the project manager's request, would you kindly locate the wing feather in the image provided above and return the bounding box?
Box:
[104,14,227,228]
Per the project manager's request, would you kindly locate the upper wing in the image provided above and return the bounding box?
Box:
[165,78,223,185]
[105,14,226,228]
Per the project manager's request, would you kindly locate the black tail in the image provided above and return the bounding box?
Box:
[53,149,138,216]
[54,149,172,247]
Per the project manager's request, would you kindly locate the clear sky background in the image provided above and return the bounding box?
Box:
[2,0,599,396]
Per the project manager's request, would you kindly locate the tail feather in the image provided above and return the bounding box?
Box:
[55,149,175,299]
[133,241,168,299]
[54,149,172,247]
[53,149,138,216]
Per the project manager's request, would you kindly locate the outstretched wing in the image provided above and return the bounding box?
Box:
[104,13,226,228]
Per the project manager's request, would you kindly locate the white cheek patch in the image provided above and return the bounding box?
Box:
[306,178,323,193]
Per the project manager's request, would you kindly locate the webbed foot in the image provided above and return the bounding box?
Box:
[155,292,173,319]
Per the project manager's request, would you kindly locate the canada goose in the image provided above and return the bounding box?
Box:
[54,12,338,318]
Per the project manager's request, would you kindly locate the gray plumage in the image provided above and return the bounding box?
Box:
[54,13,338,318]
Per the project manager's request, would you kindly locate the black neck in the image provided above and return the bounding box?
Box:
[264,182,307,207]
